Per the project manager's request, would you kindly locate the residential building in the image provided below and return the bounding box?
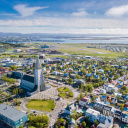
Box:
[68,118,76,128]
[114,110,122,120]
[85,108,100,123]
[101,95,107,102]
[98,114,113,128]
[111,98,117,105]
[65,103,76,115]
[122,112,128,123]
[103,106,114,116]
[97,123,107,128]
[103,84,115,93]
[79,96,90,107]
[93,102,105,113]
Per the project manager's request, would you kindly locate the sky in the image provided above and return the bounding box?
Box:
[0,0,128,35]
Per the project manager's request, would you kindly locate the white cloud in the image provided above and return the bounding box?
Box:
[0,17,128,29]
[72,8,88,17]
[1,16,128,34]
[13,4,49,17]
[0,13,16,16]
[105,5,128,17]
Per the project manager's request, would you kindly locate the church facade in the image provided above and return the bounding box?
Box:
[20,57,46,96]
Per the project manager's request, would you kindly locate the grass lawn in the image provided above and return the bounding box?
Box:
[59,93,67,98]
[59,92,73,99]
[26,99,55,112]
[58,87,73,99]
[58,87,71,92]
[57,44,128,58]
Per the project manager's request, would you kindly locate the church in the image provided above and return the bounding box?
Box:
[20,57,46,96]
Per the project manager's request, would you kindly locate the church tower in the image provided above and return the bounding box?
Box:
[34,57,46,93]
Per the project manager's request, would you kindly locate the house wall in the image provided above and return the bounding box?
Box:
[79,100,87,107]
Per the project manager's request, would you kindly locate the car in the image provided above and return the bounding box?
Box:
[33,111,36,113]
[10,100,13,102]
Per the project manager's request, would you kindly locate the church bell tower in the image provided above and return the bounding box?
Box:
[34,57,46,93]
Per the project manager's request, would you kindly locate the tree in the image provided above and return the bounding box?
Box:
[82,121,86,128]
[55,125,58,128]
[77,96,80,102]
[19,126,24,128]
[119,103,124,110]
[10,65,17,71]
[85,91,88,96]
[80,91,83,99]
[122,85,127,90]
[69,78,73,85]
[94,120,99,125]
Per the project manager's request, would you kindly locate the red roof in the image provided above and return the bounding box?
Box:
[80,98,87,102]
[110,81,116,84]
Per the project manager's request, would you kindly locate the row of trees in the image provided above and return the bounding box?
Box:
[2,75,16,84]
[28,114,49,128]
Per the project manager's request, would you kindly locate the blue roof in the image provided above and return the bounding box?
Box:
[89,102,94,107]
[101,95,107,99]
[124,107,128,112]
[119,85,122,88]
[104,101,110,105]
[94,75,99,79]
[86,74,91,77]
[122,113,128,118]
[124,95,128,100]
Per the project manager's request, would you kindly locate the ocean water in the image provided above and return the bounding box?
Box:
[41,38,128,44]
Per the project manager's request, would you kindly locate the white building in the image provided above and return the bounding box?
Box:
[2,58,10,63]
[100,89,106,94]
[103,84,115,93]
[85,108,100,123]
[20,57,46,96]
[79,96,90,107]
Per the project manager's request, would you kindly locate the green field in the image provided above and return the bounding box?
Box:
[26,99,55,112]
[59,92,73,99]
[57,44,128,58]
[58,87,71,92]
[58,87,73,99]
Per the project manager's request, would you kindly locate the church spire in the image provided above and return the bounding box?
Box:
[35,57,42,69]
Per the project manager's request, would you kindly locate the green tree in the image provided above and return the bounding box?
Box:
[69,78,73,85]
[85,91,88,96]
[82,121,86,128]
[80,91,83,99]
[10,65,17,71]
[19,126,24,128]
[119,103,124,110]
[94,120,99,125]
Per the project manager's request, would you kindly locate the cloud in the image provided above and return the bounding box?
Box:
[1,16,128,34]
[0,17,128,29]
[13,4,49,17]
[72,8,88,17]
[0,13,16,16]
[105,5,128,17]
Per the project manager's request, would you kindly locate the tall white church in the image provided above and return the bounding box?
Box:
[20,57,46,96]
[35,57,46,92]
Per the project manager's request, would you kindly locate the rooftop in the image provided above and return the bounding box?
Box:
[0,104,27,122]
[22,75,34,83]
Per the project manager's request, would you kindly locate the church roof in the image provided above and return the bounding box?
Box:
[22,75,34,83]
[35,57,42,69]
